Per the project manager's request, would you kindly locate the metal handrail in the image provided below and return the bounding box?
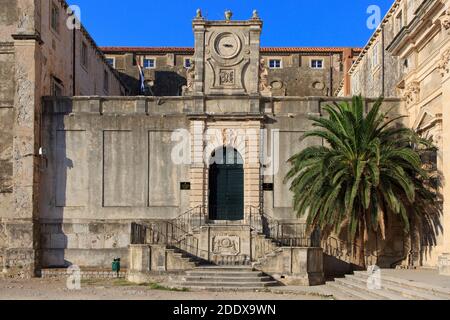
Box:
[247,205,318,247]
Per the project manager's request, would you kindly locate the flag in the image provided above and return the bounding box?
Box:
[137,63,145,94]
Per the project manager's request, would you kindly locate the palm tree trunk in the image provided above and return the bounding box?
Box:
[358,219,366,270]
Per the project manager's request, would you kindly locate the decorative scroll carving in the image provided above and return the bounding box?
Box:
[438,49,450,76]
[403,81,420,105]
[439,8,450,30]
[212,235,240,256]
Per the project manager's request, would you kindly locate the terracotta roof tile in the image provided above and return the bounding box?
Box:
[100,47,362,54]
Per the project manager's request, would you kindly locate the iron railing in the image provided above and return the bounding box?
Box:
[248,205,319,247]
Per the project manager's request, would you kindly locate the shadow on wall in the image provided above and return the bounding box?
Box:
[40,99,71,268]
[153,71,187,96]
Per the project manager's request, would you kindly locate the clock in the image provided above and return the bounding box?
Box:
[214,33,241,59]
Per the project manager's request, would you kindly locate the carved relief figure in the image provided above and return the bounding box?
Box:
[259,58,272,94]
[183,60,196,95]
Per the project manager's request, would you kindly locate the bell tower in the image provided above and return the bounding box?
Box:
[187,9,263,96]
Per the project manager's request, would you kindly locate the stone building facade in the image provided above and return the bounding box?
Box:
[0,0,126,277]
[2,1,446,282]
[344,0,450,275]
[102,47,361,97]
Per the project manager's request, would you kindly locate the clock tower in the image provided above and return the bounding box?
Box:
[189,10,263,96]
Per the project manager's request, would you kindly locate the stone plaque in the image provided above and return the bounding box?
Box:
[219,69,235,85]
[212,235,240,256]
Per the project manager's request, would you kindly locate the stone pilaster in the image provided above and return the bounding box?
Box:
[5,0,41,277]
[192,17,206,95]
[438,45,450,275]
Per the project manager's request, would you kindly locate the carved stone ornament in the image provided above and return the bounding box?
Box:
[212,235,240,256]
[182,60,196,95]
[259,58,272,95]
[438,49,450,76]
[439,8,450,30]
[403,81,420,105]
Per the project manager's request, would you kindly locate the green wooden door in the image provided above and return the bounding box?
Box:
[209,163,244,221]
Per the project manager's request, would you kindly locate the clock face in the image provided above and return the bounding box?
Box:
[214,33,241,59]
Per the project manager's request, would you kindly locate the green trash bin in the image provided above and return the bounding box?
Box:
[112,258,121,277]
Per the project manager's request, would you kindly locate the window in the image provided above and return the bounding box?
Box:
[311,59,323,69]
[81,42,88,68]
[106,58,115,68]
[396,11,403,32]
[372,42,380,69]
[103,70,109,93]
[51,3,59,33]
[268,59,282,69]
[51,77,63,96]
[184,58,192,68]
[143,58,156,69]
[352,71,360,94]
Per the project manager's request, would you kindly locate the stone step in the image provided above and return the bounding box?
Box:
[334,278,408,300]
[325,282,367,300]
[193,266,254,271]
[350,273,449,300]
[174,281,279,288]
[322,282,365,300]
[353,271,450,298]
[186,271,264,278]
[182,276,274,283]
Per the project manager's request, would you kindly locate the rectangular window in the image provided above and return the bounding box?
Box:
[268,59,282,69]
[184,58,192,68]
[311,59,323,69]
[51,3,59,33]
[396,10,403,32]
[51,77,63,96]
[143,58,156,69]
[81,42,88,68]
[106,58,115,68]
[103,70,109,93]
[372,43,380,69]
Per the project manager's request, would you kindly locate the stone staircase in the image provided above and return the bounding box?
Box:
[165,246,210,269]
[322,271,450,300]
[168,266,280,291]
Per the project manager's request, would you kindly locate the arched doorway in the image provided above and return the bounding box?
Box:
[208,146,244,221]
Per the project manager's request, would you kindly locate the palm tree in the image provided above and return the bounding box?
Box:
[285,96,439,268]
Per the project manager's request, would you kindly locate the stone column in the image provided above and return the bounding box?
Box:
[438,43,450,275]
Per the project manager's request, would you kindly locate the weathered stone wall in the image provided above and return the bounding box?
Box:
[103,50,356,97]
[39,96,404,270]
[261,53,343,97]
[37,0,125,96]
[350,16,403,98]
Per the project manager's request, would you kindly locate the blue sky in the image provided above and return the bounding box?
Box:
[67,0,394,47]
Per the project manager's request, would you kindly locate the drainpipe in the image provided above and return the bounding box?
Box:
[72,18,76,96]
[329,53,333,96]
[381,25,385,97]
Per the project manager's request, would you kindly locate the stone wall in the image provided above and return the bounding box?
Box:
[103,49,359,97]
[37,96,403,271]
